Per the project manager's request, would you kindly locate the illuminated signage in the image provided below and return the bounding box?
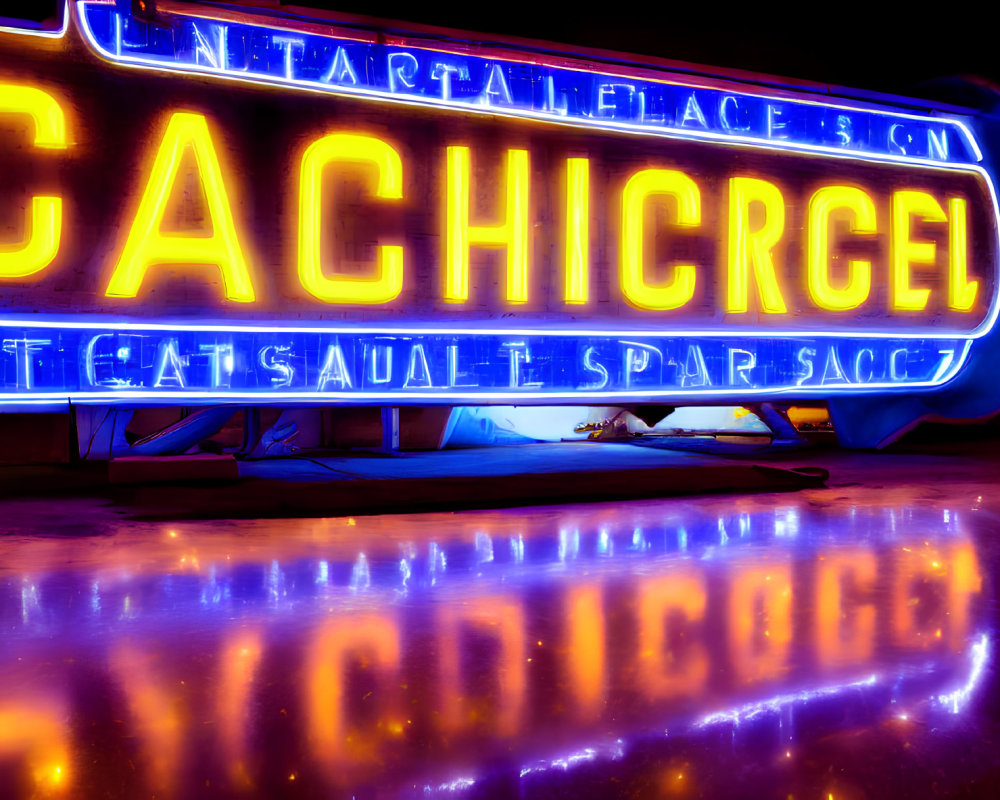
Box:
[0,2,996,404]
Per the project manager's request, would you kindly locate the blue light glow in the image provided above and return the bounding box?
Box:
[695,674,880,727]
[0,326,973,402]
[937,632,990,714]
[74,2,981,166]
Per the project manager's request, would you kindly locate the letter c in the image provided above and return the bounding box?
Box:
[0,84,67,278]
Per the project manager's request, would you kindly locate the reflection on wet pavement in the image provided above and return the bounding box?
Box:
[0,489,995,798]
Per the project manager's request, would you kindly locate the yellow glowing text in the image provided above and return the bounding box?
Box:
[948,197,977,311]
[891,190,946,311]
[564,157,590,303]
[807,185,876,311]
[105,112,255,301]
[0,84,67,279]
[727,176,788,313]
[298,133,404,304]
[620,168,700,310]
[445,146,530,303]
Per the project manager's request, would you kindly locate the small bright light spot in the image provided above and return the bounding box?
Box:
[677,773,683,780]
[932,561,941,568]
[168,530,178,538]
[289,773,296,781]
[785,750,791,758]
[347,517,356,526]
[899,714,909,721]
[537,640,543,646]
[936,629,943,638]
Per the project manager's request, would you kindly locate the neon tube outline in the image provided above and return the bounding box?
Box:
[72,2,982,166]
[0,0,68,39]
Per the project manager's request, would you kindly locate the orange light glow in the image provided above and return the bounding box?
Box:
[636,571,709,698]
[0,701,71,795]
[111,644,188,796]
[217,630,264,788]
[816,549,877,669]
[565,583,605,719]
[306,613,401,769]
[728,560,793,684]
[438,595,526,736]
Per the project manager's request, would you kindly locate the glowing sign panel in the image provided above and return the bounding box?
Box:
[0,3,995,404]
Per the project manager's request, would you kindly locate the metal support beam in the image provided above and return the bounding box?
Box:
[381,406,399,452]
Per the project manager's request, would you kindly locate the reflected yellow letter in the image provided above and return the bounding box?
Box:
[620,168,700,310]
[106,112,254,301]
[807,186,876,311]
[636,572,708,699]
[727,177,787,313]
[307,614,401,769]
[891,190,945,311]
[728,560,793,684]
[0,84,67,278]
[948,197,977,311]
[816,549,877,669]
[298,133,404,304]
[217,630,263,789]
[565,583,605,719]
[445,146,529,303]
[565,157,589,304]
[438,596,525,736]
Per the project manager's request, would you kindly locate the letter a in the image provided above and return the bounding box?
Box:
[106,112,255,301]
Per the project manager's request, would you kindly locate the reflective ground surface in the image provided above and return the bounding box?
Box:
[2,460,999,798]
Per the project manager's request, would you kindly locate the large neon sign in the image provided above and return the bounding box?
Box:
[0,2,996,406]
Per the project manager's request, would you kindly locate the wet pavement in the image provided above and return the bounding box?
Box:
[2,447,1000,798]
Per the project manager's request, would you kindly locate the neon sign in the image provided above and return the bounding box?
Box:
[0,3,996,406]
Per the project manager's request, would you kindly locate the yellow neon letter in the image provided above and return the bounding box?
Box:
[445,146,530,303]
[0,84,67,278]
[565,157,589,304]
[891,190,945,311]
[807,185,876,311]
[948,197,977,311]
[106,112,254,302]
[298,133,404,304]
[727,176,787,313]
[620,168,700,310]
